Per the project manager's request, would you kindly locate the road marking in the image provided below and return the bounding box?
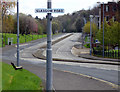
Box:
[13,33,119,90]
[15,44,28,47]
[53,67,119,89]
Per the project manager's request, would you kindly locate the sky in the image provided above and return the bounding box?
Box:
[14,0,118,18]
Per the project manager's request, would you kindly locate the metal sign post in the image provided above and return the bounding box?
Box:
[90,15,93,56]
[17,0,20,67]
[35,0,64,91]
[46,0,52,90]
[103,2,104,58]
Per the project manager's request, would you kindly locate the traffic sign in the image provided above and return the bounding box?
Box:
[35,8,64,13]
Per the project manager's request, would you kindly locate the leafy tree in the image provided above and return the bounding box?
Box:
[97,19,120,48]
[3,15,14,33]
[83,21,98,36]
[14,13,38,35]
[41,18,47,34]
[38,24,43,35]
[75,18,84,32]
[52,21,60,34]
[97,20,110,46]
[2,1,16,16]
[1,1,16,33]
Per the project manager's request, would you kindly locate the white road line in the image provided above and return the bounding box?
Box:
[14,33,119,71]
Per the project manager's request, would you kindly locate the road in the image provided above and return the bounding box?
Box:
[1,33,119,90]
[43,33,119,85]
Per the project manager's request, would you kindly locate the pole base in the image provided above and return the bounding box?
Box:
[11,62,23,70]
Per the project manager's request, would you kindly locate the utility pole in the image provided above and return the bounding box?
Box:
[2,8,3,47]
[97,2,105,57]
[90,15,93,56]
[82,17,87,49]
[17,0,19,67]
[103,2,104,57]
[1,0,4,48]
[46,0,53,90]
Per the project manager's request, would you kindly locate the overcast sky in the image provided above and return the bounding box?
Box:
[15,0,118,18]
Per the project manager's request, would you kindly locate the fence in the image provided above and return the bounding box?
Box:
[93,49,120,59]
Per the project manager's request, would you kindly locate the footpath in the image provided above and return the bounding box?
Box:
[71,44,119,65]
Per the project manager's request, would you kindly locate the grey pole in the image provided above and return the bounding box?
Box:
[46,0,53,91]
[25,29,26,43]
[82,18,87,49]
[90,15,93,56]
[103,2,104,57]
[17,0,20,67]
[2,8,3,47]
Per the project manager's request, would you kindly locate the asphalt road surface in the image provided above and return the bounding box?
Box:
[1,33,119,91]
[43,33,119,85]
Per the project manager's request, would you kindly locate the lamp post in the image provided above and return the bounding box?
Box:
[90,15,93,56]
[2,7,3,47]
[82,17,87,49]
[46,0,53,90]
[17,0,20,67]
[103,2,105,58]
[1,1,4,47]
[97,2,104,57]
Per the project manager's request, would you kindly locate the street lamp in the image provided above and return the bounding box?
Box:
[1,1,5,47]
[97,2,105,57]
[2,3,3,47]
[17,0,20,67]
[90,15,93,56]
[82,17,87,49]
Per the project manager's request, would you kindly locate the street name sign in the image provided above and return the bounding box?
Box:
[35,8,64,13]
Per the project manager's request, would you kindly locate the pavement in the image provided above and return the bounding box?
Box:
[72,44,119,62]
[71,45,120,65]
[1,33,120,91]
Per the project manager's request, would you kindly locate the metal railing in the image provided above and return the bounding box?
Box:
[93,49,120,59]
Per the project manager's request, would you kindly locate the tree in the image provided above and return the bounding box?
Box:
[83,21,98,36]
[96,19,120,48]
[75,18,84,32]
[97,20,110,46]
[41,18,47,34]
[14,13,38,35]
[52,21,60,34]
[38,24,43,35]
[1,1,16,33]
[2,1,16,17]
[3,15,14,33]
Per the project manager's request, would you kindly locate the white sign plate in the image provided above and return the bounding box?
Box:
[35,8,64,13]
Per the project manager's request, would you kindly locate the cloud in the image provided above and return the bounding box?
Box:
[15,0,115,18]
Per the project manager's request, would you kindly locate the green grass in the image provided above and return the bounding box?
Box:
[2,62,43,90]
[0,33,47,47]
[84,36,90,48]
[84,43,90,48]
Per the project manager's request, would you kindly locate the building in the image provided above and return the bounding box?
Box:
[98,1,119,29]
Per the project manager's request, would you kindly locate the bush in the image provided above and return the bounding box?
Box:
[84,43,90,48]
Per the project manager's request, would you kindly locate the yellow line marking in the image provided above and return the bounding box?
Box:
[53,68,119,89]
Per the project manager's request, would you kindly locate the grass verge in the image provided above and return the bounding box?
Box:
[2,62,43,91]
[0,33,47,47]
